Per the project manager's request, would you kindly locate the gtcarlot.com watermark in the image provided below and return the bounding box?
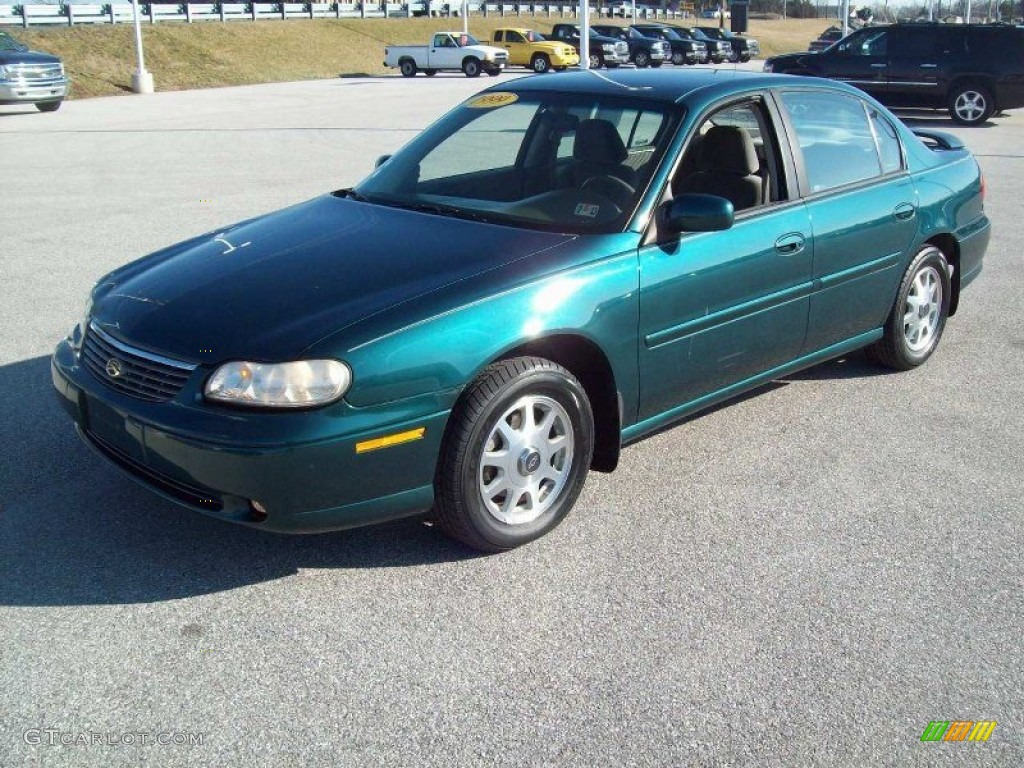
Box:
[24,728,204,747]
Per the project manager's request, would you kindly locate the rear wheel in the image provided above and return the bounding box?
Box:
[531,53,551,73]
[949,83,994,126]
[36,101,62,112]
[434,357,594,553]
[399,59,417,78]
[867,246,950,370]
[462,57,481,78]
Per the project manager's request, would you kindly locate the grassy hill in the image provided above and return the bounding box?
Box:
[15,17,836,99]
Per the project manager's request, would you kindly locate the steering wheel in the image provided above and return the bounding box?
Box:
[579,174,636,210]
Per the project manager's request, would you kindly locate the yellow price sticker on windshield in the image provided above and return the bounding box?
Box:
[466,92,519,109]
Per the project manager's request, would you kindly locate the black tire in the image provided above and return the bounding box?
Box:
[486,68,501,77]
[462,57,481,78]
[740,53,750,63]
[671,51,685,66]
[588,53,602,69]
[867,246,951,370]
[424,69,437,77]
[604,61,619,69]
[531,53,551,73]
[554,65,567,72]
[399,59,417,78]
[634,51,650,68]
[434,357,594,553]
[948,82,994,126]
[650,60,663,68]
[36,101,61,112]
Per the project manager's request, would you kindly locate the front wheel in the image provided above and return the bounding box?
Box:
[867,246,950,370]
[36,101,62,112]
[588,53,602,69]
[634,51,650,68]
[949,83,994,126]
[531,54,551,73]
[462,57,481,78]
[671,52,685,66]
[399,59,417,78]
[434,357,594,552]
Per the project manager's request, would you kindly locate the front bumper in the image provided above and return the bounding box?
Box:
[600,50,630,65]
[0,77,69,104]
[52,337,450,533]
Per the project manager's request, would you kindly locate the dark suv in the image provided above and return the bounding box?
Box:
[696,26,760,62]
[765,22,1024,125]
[590,25,670,68]
[631,24,708,66]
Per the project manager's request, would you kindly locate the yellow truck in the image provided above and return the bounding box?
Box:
[490,28,580,73]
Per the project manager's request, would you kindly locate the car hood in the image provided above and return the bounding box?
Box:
[0,50,61,65]
[767,52,815,67]
[91,195,575,364]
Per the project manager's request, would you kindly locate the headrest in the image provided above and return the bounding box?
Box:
[574,119,628,165]
[696,125,760,176]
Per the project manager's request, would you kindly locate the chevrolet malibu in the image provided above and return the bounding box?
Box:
[52,70,989,552]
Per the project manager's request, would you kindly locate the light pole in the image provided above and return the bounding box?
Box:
[130,0,154,93]
[579,0,590,69]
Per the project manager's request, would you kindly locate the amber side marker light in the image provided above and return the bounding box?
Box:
[355,427,426,454]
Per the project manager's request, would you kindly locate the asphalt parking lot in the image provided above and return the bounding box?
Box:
[1,70,1022,766]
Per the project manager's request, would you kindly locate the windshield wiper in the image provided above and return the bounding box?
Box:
[387,200,497,224]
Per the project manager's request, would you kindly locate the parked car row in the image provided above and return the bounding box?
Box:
[385,24,760,77]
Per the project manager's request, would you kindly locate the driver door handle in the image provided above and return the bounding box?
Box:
[775,233,806,255]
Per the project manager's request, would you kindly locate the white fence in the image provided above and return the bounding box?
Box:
[0,2,689,27]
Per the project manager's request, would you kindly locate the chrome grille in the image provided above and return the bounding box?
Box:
[8,63,64,84]
[82,323,195,403]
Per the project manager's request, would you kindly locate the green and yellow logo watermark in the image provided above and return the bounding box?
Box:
[921,721,997,742]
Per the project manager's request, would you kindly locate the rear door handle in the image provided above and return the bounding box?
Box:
[871,63,887,68]
[775,233,806,255]
[894,203,916,221]
[920,63,938,69]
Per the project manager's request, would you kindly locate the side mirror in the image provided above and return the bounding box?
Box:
[375,155,392,169]
[663,193,734,234]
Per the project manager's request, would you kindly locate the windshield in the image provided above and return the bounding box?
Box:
[652,28,682,41]
[353,91,683,234]
[0,31,28,52]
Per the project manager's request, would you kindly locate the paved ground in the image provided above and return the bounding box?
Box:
[1,70,1022,766]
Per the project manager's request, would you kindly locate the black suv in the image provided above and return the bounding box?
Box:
[630,24,708,66]
[590,25,671,68]
[696,26,760,63]
[765,22,1024,125]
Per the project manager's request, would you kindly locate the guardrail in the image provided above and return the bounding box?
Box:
[0,3,692,27]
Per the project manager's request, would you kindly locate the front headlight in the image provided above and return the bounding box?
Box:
[70,294,92,350]
[205,360,351,408]
[602,44,615,52]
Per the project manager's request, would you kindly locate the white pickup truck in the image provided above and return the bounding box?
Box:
[384,32,509,78]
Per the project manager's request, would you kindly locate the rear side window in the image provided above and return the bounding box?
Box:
[780,91,886,193]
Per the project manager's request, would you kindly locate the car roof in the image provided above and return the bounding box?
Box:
[488,68,830,104]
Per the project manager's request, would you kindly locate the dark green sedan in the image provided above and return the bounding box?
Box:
[52,70,989,552]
